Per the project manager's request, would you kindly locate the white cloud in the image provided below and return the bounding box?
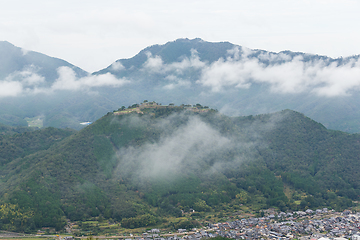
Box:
[163,75,191,90]
[0,67,45,97]
[0,81,23,97]
[196,49,360,97]
[116,116,232,180]
[257,51,292,62]
[4,66,45,86]
[311,61,360,96]
[143,52,164,73]
[140,46,360,97]
[249,56,314,93]
[51,66,130,91]
[142,49,206,74]
[0,66,130,98]
[21,48,29,56]
[2,47,360,98]
[227,47,241,60]
[111,61,125,71]
[113,113,271,183]
[166,49,206,72]
[18,70,45,86]
[198,58,253,92]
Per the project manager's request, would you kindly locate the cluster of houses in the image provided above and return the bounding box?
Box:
[207,209,360,239]
[125,209,360,240]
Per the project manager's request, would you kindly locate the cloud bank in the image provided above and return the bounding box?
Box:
[52,66,129,90]
[113,113,269,184]
[0,81,23,97]
[142,48,360,97]
[0,66,129,97]
[111,61,125,71]
[115,115,233,182]
[2,48,360,98]
[0,65,45,96]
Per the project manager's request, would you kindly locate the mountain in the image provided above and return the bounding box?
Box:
[0,41,88,85]
[0,41,122,129]
[94,38,360,133]
[0,104,358,232]
[1,39,360,133]
[94,38,236,77]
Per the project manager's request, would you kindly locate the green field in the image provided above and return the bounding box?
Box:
[25,116,43,128]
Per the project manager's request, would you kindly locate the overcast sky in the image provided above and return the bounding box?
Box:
[1,0,359,73]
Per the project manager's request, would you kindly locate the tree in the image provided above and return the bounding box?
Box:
[0,203,34,232]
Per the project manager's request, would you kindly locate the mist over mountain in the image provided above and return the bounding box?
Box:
[1,39,360,233]
[0,105,358,232]
[1,38,360,132]
[0,41,88,86]
[0,41,128,128]
[95,38,360,132]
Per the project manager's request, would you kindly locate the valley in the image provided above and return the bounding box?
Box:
[1,39,360,239]
[2,0,360,238]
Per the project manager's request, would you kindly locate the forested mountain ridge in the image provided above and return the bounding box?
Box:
[0,127,75,166]
[0,104,358,232]
[1,39,360,132]
[0,122,35,136]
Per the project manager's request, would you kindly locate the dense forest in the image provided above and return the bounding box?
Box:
[0,103,359,232]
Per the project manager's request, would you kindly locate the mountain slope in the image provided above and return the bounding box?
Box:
[0,104,359,232]
[0,41,87,83]
[0,41,94,129]
[95,38,236,77]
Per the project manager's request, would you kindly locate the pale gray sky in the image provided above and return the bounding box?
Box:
[1,0,359,72]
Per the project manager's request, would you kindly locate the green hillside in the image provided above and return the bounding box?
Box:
[0,123,35,136]
[0,103,359,233]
